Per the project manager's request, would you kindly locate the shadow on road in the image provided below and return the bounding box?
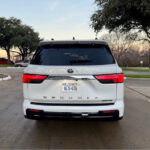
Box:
[16,120,124,149]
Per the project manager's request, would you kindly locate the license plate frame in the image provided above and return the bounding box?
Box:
[62,83,78,92]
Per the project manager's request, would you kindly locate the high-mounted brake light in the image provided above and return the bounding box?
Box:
[95,74,124,84]
[22,74,47,83]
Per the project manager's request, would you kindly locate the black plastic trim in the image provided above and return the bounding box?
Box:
[30,102,114,106]
[25,109,119,120]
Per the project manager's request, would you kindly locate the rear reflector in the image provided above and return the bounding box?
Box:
[22,74,47,83]
[95,74,124,84]
[103,110,116,114]
[28,109,41,113]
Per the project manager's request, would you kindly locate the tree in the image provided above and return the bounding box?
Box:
[91,0,150,43]
[0,17,41,61]
[101,31,133,64]
[12,25,41,61]
[0,17,21,62]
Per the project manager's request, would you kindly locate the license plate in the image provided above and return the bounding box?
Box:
[62,83,78,92]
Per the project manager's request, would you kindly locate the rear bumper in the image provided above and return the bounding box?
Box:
[23,100,124,119]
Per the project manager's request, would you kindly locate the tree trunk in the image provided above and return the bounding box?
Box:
[19,47,26,61]
[6,49,11,63]
[21,54,25,61]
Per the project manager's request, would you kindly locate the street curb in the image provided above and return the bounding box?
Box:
[0,74,12,81]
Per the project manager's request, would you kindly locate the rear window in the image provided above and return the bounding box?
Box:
[31,44,115,66]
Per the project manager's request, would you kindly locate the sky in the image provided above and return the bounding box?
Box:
[0,0,99,58]
[0,0,97,40]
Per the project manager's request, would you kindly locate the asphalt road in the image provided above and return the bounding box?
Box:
[0,68,150,149]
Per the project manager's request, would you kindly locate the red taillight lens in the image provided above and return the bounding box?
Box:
[22,74,47,83]
[95,74,124,84]
[117,74,124,83]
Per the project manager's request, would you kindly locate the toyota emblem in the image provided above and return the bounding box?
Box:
[67,69,74,73]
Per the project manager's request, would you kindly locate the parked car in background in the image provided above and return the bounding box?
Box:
[23,40,124,121]
[0,58,7,64]
[15,60,30,67]
[0,58,14,65]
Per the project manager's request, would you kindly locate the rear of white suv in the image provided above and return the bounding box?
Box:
[23,40,124,120]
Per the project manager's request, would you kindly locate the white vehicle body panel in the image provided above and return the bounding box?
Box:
[24,64,119,104]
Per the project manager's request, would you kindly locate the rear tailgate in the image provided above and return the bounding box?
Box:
[25,64,117,104]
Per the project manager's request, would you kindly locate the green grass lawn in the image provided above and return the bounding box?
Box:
[125,74,150,78]
[0,64,15,67]
[122,67,150,72]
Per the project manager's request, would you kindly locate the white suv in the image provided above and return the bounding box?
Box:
[23,40,124,120]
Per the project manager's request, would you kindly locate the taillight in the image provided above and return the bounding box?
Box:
[22,74,47,83]
[95,74,124,84]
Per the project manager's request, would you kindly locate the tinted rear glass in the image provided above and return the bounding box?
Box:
[31,44,115,66]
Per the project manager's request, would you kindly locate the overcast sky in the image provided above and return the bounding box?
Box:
[0,0,98,40]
